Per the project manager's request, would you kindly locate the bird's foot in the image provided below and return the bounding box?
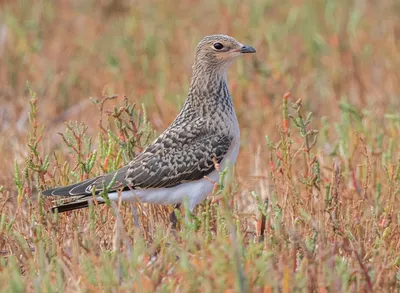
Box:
[169,203,181,230]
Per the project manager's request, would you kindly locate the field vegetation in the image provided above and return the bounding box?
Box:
[0,0,399,292]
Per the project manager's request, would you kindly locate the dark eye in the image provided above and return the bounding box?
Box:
[213,42,224,50]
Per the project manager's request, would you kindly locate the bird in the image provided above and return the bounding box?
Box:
[42,34,256,213]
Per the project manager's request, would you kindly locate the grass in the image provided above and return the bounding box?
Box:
[1,0,400,292]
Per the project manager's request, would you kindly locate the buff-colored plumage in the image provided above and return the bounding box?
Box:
[43,35,256,212]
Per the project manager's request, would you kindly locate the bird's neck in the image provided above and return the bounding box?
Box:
[170,63,236,129]
[185,63,232,110]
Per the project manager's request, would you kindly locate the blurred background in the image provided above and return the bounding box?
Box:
[0,0,399,191]
[1,1,400,291]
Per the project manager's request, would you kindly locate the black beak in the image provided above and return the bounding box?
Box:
[240,45,256,54]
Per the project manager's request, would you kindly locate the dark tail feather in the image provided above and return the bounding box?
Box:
[51,197,104,213]
[43,178,98,197]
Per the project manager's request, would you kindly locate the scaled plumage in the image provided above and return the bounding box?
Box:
[43,35,256,212]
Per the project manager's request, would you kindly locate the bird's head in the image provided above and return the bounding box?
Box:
[193,35,256,74]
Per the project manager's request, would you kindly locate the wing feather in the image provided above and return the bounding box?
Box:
[43,124,233,213]
[125,133,232,189]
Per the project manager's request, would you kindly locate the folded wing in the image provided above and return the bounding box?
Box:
[43,133,233,212]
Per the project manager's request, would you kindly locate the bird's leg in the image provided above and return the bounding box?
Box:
[169,203,181,230]
[130,203,140,227]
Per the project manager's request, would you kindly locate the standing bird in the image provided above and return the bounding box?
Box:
[43,35,256,213]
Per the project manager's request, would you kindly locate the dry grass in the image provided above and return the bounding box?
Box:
[1,0,400,292]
